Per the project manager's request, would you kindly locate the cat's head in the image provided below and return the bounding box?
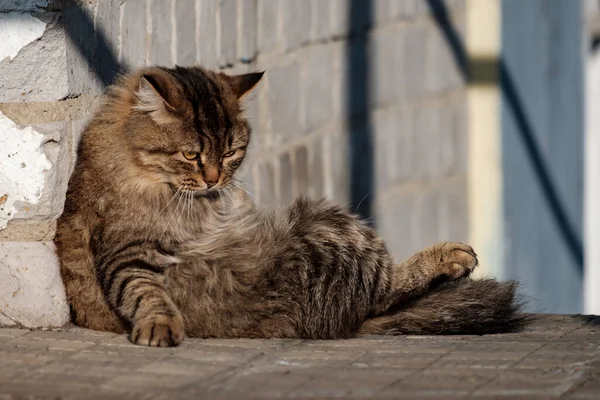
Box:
[114,66,263,195]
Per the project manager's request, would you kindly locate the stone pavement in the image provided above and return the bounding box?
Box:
[0,315,599,399]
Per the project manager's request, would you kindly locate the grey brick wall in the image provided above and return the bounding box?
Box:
[0,0,468,326]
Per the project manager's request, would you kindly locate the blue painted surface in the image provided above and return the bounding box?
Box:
[501,0,584,313]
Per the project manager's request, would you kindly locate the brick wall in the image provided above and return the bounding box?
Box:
[0,0,468,327]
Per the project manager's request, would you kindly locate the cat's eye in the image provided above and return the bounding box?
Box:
[182,151,199,160]
[223,150,236,158]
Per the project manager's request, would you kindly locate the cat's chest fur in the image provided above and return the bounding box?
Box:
[97,187,252,247]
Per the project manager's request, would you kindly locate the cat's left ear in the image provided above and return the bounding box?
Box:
[134,68,185,125]
[226,71,265,100]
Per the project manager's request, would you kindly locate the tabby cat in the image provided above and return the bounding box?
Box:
[55,66,525,347]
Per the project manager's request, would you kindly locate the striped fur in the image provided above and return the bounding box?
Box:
[55,66,527,347]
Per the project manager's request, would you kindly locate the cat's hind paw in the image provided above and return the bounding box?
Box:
[434,242,478,279]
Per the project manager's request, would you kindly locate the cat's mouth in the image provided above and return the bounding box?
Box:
[169,182,222,197]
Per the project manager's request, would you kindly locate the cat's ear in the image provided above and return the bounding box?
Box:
[134,69,181,125]
[226,71,265,100]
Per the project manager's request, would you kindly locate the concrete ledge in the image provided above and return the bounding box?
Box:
[0,94,102,125]
[0,220,56,242]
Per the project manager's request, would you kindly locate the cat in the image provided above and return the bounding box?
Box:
[54,65,526,347]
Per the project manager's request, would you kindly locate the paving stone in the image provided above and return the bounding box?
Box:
[382,371,490,397]
[0,315,598,398]
[106,372,200,390]
[0,327,31,339]
[212,370,311,398]
[294,368,403,398]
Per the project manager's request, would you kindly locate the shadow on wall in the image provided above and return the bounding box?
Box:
[426,0,583,273]
[62,0,124,87]
[346,0,374,223]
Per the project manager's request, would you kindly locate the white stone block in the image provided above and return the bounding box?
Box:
[0,241,69,328]
[0,12,46,61]
[0,13,69,102]
[14,121,71,221]
[0,114,70,229]
[0,112,51,230]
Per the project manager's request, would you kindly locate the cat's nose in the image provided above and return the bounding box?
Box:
[203,167,220,188]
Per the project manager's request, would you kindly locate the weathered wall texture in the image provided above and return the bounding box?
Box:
[0,0,468,327]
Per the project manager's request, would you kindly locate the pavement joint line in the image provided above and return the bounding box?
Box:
[374,340,460,395]
[467,325,597,397]
[510,324,585,369]
[180,338,305,395]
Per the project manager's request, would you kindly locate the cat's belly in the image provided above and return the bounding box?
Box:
[165,261,270,338]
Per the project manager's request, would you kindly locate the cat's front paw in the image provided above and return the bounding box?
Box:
[430,242,478,279]
[131,314,185,347]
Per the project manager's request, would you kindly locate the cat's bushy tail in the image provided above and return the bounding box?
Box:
[359,278,530,335]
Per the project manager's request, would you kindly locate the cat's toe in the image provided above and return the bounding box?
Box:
[436,242,478,279]
[131,314,185,347]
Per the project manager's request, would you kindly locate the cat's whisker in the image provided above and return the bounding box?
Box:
[230,182,254,200]
[174,189,188,228]
[219,189,228,217]
[183,190,189,220]
[354,191,373,213]
[154,187,182,223]
[363,215,378,224]
[224,187,243,222]
[232,178,252,189]
[161,190,184,239]
[184,190,190,222]
[188,190,194,219]
[223,187,234,213]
